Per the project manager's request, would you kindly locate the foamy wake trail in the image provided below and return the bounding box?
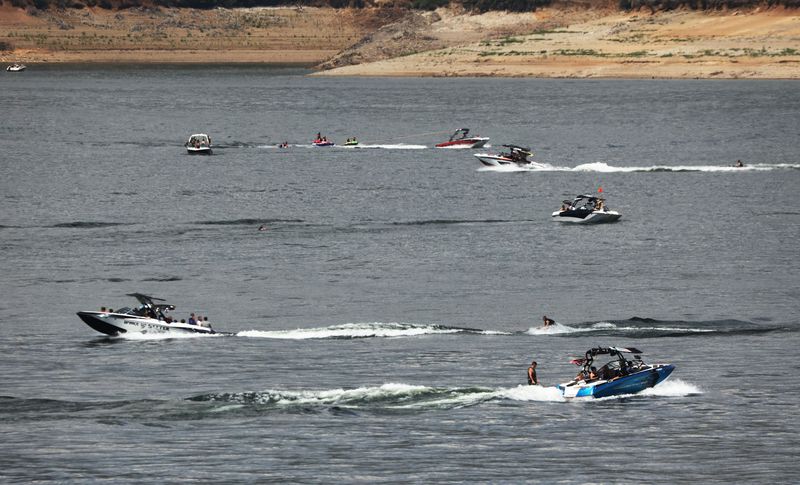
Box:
[194,379,700,412]
[526,321,714,335]
[571,162,800,173]
[345,144,427,150]
[197,383,566,411]
[479,161,799,173]
[640,378,702,397]
[236,322,494,339]
[526,322,590,335]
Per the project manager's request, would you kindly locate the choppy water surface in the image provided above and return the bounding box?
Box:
[1,65,798,483]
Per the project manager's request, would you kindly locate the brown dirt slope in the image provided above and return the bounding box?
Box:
[0,5,398,64]
[316,7,800,78]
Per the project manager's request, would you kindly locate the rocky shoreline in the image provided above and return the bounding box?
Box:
[1,5,798,78]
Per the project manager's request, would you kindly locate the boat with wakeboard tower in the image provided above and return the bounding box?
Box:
[77,293,216,336]
[185,134,212,155]
[557,346,675,398]
[6,63,26,72]
[552,194,621,223]
[435,128,489,149]
[474,144,545,168]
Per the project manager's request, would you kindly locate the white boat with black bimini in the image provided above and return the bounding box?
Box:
[77,293,216,336]
[474,144,545,168]
[6,63,26,72]
[552,194,621,223]
[185,134,212,154]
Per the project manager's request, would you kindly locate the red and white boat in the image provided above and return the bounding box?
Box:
[435,128,489,149]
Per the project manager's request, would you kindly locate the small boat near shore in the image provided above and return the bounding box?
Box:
[185,134,212,155]
[77,293,216,336]
[435,128,489,149]
[552,194,621,223]
[557,346,675,398]
[6,63,26,72]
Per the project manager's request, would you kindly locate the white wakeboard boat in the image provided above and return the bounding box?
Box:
[474,144,545,168]
[6,63,26,72]
[185,134,212,154]
[552,194,621,223]
[77,293,216,336]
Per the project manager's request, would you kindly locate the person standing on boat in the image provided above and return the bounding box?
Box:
[527,361,539,385]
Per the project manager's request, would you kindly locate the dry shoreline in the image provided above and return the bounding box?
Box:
[1,5,799,79]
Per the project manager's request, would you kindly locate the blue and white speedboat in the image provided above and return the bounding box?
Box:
[557,346,674,398]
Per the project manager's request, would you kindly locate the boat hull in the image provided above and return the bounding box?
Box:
[558,364,675,398]
[187,147,212,155]
[436,137,489,149]
[313,142,335,147]
[474,154,514,166]
[77,311,214,336]
[551,210,621,223]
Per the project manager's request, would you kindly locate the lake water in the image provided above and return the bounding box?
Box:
[1,65,798,483]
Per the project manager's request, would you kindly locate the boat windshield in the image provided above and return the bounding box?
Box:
[594,355,646,380]
[450,129,469,141]
[571,196,599,210]
[188,135,210,145]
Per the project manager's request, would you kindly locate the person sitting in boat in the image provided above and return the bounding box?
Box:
[587,367,598,381]
[188,313,197,325]
[542,315,555,327]
[735,159,744,168]
[596,199,604,211]
[527,361,538,385]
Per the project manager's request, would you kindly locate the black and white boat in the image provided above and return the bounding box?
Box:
[474,144,544,168]
[185,134,212,154]
[6,63,26,72]
[552,194,621,223]
[77,293,216,336]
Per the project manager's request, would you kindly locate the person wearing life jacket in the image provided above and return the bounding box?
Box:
[527,361,539,385]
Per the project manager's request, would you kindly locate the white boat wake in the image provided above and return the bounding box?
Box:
[237,322,505,339]
[193,379,699,412]
[480,161,800,173]
[526,321,716,335]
